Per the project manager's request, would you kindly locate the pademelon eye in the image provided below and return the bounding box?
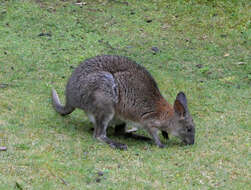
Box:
[187,128,192,132]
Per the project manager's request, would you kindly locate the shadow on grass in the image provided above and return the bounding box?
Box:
[52,114,184,148]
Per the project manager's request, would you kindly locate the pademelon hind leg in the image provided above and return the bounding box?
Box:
[93,111,127,150]
[83,72,127,150]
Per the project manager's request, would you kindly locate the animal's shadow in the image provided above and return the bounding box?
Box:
[56,114,184,148]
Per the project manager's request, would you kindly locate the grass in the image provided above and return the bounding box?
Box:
[0,0,250,189]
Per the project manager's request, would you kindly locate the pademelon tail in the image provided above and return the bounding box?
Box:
[51,88,75,116]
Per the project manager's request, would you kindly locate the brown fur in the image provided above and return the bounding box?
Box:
[52,55,195,150]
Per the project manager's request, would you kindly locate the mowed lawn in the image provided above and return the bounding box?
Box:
[0,0,250,189]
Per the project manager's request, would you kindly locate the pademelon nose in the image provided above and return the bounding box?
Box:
[189,139,194,145]
[184,138,194,145]
[189,137,195,145]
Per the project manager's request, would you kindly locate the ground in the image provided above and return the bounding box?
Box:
[0,0,250,189]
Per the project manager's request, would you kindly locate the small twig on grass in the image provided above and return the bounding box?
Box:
[75,2,87,6]
[0,146,7,151]
[0,83,9,88]
[108,0,128,6]
[58,176,68,185]
[0,83,18,89]
[15,182,23,190]
[38,32,52,37]
[98,39,116,51]
[47,165,68,185]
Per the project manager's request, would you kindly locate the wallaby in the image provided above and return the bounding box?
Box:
[52,55,195,150]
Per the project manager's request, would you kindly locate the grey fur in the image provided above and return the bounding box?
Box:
[52,55,195,149]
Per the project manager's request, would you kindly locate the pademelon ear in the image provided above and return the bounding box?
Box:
[174,92,188,117]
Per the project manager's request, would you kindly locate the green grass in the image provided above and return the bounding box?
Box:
[0,0,250,189]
